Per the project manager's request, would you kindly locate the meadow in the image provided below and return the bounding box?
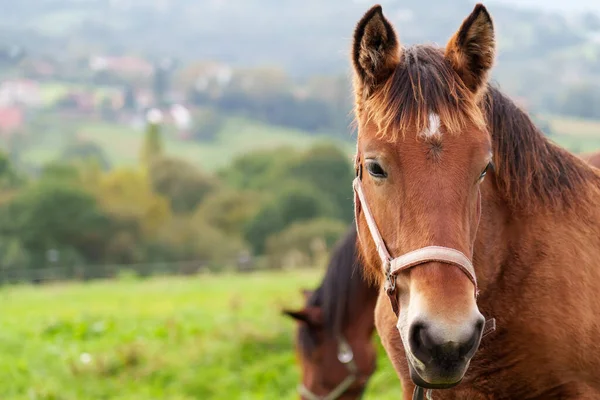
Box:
[18,114,354,173]
[0,270,401,400]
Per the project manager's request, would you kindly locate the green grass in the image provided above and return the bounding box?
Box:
[0,270,401,400]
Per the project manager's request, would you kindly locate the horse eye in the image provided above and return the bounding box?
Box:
[366,161,387,178]
[479,162,491,180]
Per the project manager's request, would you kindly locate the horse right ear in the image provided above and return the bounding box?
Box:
[282,306,323,327]
[352,5,400,95]
[444,3,495,97]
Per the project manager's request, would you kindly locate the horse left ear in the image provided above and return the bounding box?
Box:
[282,306,323,327]
[352,5,400,95]
[445,3,495,96]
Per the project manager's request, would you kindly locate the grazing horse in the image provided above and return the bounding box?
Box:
[350,3,600,399]
[283,226,379,399]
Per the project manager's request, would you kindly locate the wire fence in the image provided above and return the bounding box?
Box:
[0,255,263,285]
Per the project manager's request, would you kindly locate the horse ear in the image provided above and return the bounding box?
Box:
[352,5,400,94]
[301,289,313,300]
[282,306,323,327]
[444,3,495,96]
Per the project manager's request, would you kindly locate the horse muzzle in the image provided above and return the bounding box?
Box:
[405,315,484,388]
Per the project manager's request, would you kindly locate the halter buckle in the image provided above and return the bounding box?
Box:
[337,339,354,364]
[384,260,396,294]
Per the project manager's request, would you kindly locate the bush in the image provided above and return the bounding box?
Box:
[288,142,354,222]
[1,180,113,269]
[218,147,299,190]
[61,140,111,171]
[243,182,336,254]
[264,218,348,269]
[193,188,263,237]
[156,216,248,269]
[149,157,219,214]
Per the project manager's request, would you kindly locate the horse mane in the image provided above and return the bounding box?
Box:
[359,45,486,142]
[357,44,600,214]
[483,86,600,213]
[298,225,366,356]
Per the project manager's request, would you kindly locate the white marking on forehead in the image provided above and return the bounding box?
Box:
[422,113,441,138]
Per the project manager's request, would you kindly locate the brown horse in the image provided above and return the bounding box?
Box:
[283,150,600,400]
[350,3,600,399]
[282,146,600,400]
[283,226,379,399]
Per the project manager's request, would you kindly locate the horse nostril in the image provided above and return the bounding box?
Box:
[459,316,485,359]
[409,321,434,363]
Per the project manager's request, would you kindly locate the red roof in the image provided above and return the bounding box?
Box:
[0,107,24,134]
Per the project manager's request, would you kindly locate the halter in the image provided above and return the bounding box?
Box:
[352,155,496,400]
[297,334,361,400]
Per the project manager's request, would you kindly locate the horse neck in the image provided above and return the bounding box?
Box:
[474,173,600,320]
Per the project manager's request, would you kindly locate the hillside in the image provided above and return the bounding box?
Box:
[1,0,599,77]
[1,0,599,117]
[16,114,354,172]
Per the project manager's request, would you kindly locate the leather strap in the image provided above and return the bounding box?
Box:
[353,177,393,268]
[390,246,478,297]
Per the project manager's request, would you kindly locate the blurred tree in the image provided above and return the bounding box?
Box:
[0,238,30,269]
[153,59,175,107]
[156,216,247,266]
[265,218,348,269]
[288,142,354,222]
[148,157,218,214]
[243,182,336,254]
[40,162,81,183]
[1,181,112,268]
[139,120,164,166]
[221,143,353,221]
[0,150,23,190]
[123,85,137,111]
[218,147,299,190]
[95,167,171,237]
[194,188,263,237]
[61,140,111,171]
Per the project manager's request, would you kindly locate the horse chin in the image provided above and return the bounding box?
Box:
[407,355,467,390]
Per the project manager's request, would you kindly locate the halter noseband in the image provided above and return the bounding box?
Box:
[352,155,495,400]
[297,335,361,400]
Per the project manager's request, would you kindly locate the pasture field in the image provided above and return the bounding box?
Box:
[0,270,401,400]
[18,115,354,172]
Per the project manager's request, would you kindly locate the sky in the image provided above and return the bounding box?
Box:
[490,0,600,14]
